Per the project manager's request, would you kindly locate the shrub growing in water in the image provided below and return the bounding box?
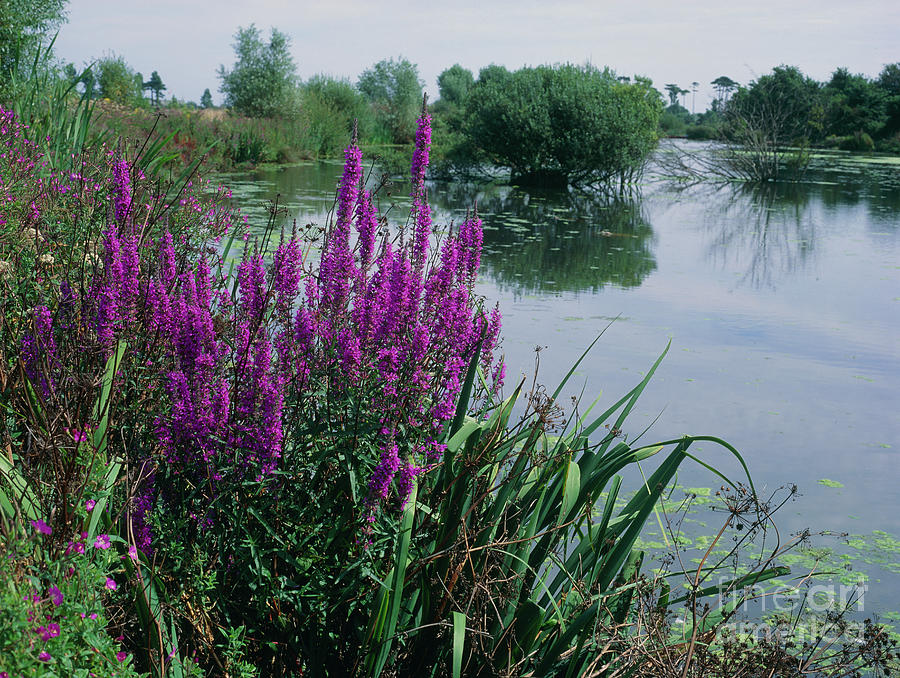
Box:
[461,64,663,189]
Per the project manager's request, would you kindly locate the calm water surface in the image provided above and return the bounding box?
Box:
[218,143,900,614]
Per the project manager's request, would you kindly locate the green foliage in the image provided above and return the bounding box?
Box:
[660,104,691,136]
[218,24,299,118]
[462,64,663,188]
[6,39,100,172]
[96,52,146,106]
[823,67,888,138]
[200,87,213,109]
[357,56,424,143]
[0,525,142,675]
[143,69,166,106]
[436,63,474,109]
[727,65,825,146]
[430,65,478,177]
[0,0,66,93]
[302,75,374,154]
[878,63,900,138]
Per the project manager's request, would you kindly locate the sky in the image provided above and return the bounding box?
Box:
[53,0,899,110]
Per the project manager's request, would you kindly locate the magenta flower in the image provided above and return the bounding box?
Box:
[30,519,52,535]
[93,534,111,550]
[47,622,60,638]
[105,577,117,591]
[116,651,128,662]
[85,499,96,512]
[48,585,63,606]
[38,650,51,662]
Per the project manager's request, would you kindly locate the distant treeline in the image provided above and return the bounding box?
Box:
[660,65,900,154]
[3,13,897,181]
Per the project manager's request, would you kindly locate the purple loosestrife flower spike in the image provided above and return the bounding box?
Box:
[410,109,432,275]
[368,439,400,504]
[159,231,177,288]
[320,141,361,317]
[273,238,302,310]
[237,252,267,323]
[21,305,57,397]
[96,224,124,346]
[112,157,131,224]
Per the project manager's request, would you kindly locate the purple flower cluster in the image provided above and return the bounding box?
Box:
[4,101,503,554]
[21,305,57,398]
[272,109,504,519]
[112,158,131,224]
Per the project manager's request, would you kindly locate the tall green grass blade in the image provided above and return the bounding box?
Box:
[559,457,581,526]
[451,611,465,678]
[0,455,40,521]
[92,340,127,457]
[369,482,418,677]
[86,459,121,540]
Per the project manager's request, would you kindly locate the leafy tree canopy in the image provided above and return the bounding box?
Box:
[436,64,474,108]
[357,56,423,143]
[727,65,824,144]
[301,74,375,153]
[823,67,887,137]
[218,24,299,118]
[0,0,67,88]
[200,87,213,108]
[463,64,663,188]
[96,53,144,105]
[143,70,166,105]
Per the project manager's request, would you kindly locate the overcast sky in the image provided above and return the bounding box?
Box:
[53,0,899,110]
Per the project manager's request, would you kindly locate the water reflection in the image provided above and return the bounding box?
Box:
[430,183,657,296]
[693,182,817,289]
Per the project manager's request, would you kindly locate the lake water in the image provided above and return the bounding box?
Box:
[218,142,900,620]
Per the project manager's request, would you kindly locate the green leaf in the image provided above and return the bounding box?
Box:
[452,611,466,678]
[559,458,581,526]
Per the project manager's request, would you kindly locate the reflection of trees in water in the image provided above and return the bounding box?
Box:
[429,183,657,295]
[806,159,900,230]
[694,182,817,289]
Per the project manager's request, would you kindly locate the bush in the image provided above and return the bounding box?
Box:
[838,130,875,152]
[462,64,663,188]
[685,124,717,140]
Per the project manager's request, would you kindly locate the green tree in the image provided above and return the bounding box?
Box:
[463,64,662,188]
[823,67,887,138]
[357,56,423,143]
[200,87,213,108]
[876,63,900,139]
[436,64,474,108]
[218,24,298,118]
[143,70,166,106]
[96,53,144,105]
[0,0,67,90]
[664,83,681,107]
[727,65,824,144]
[711,75,739,104]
